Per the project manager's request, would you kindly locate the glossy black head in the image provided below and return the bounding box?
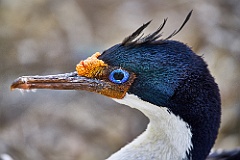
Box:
[98,13,221,160]
[99,41,202,106]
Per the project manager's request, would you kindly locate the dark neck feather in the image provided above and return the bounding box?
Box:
[167,67,221,160]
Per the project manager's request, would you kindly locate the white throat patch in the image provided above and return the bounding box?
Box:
[107,94,192,160]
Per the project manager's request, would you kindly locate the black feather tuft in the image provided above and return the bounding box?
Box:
[165,10,193,40]
[122,20,151,45]
[121,10,193,46]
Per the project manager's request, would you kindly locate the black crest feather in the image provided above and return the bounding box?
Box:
[122,10,193,46]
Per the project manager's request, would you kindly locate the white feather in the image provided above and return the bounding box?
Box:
[0,154,14,160]
[107,94,192,160]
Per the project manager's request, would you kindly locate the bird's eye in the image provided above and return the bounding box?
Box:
[109,69,129,84]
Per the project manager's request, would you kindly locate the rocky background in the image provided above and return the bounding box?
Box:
[0,0,240,160]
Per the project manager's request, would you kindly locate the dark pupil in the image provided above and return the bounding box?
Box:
[113,72,124,80]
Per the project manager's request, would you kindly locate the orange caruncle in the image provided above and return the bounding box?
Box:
[76,52,108,78]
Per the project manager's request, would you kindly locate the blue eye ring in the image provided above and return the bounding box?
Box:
[109,69,130,84]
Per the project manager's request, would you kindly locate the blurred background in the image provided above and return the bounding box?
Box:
[0,0,240,160]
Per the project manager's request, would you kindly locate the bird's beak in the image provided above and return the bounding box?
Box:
[11,71,105,91]
[10,71,128,99]
[11,52,135,99]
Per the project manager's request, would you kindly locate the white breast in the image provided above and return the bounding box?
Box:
[107,94,192,160]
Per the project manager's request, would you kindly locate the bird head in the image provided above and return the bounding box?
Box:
[11,11,194,104]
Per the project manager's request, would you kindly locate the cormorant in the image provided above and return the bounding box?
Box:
[11,11,240,160]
